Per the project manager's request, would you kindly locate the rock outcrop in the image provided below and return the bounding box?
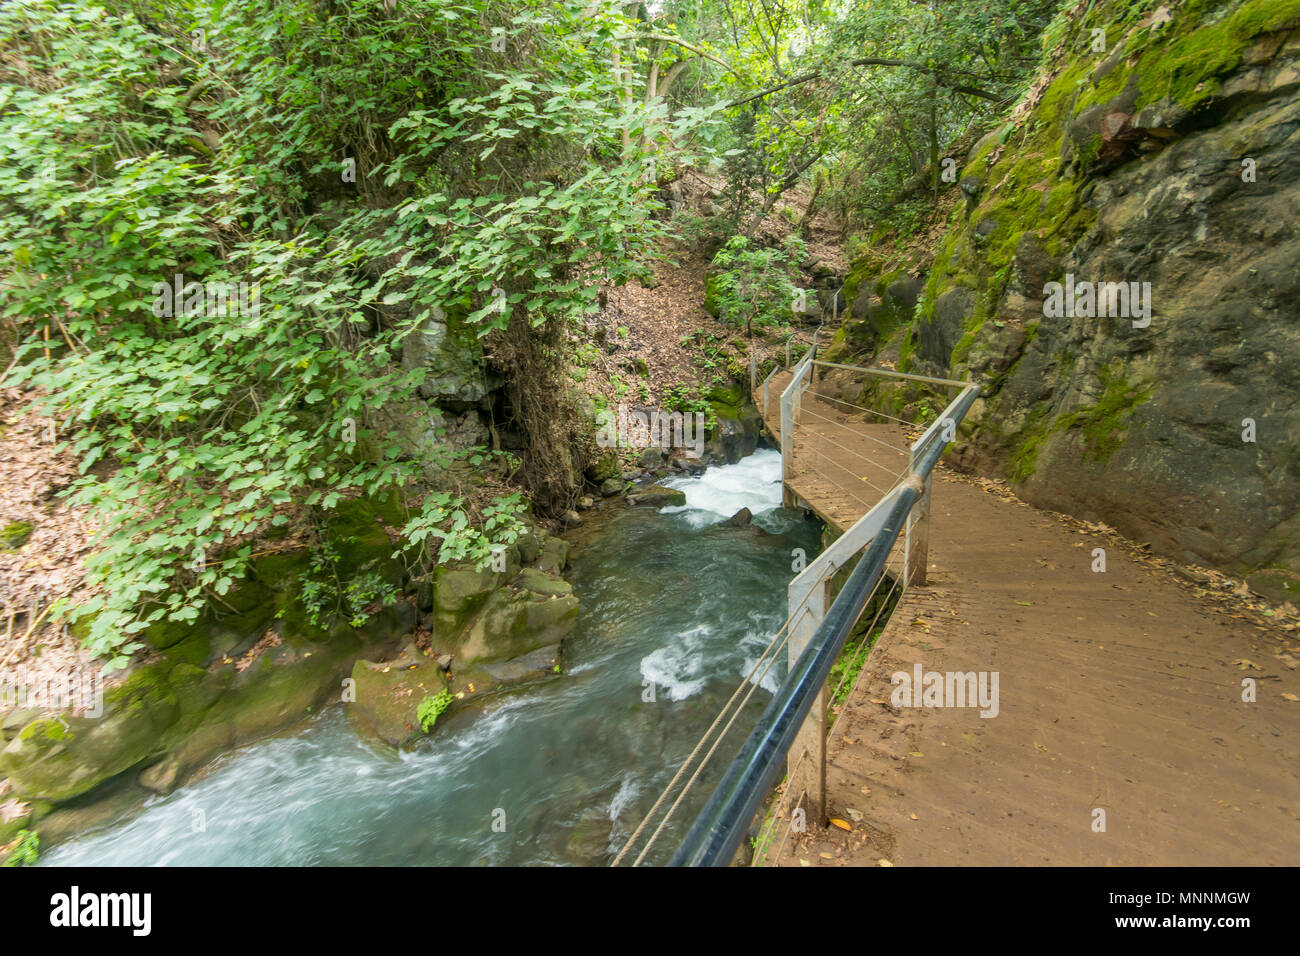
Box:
[863,0,1300,583]
[0,495,581,853]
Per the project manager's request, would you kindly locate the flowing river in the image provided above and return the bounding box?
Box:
[43,449,821,866]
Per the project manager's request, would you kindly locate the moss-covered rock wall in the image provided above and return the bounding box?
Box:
[884,0,1300,587]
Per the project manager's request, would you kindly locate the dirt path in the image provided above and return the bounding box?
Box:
[759,377,1300,866]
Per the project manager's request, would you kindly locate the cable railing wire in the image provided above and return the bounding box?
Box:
[628,347,979,868]
[670,381,982,867]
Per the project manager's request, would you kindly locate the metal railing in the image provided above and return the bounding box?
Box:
[669,359,979,867]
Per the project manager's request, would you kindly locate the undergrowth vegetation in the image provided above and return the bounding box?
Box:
[0,0,674,664]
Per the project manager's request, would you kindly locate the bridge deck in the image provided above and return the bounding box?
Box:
[758,370,1300,865]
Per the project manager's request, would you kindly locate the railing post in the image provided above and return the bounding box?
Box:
[779,363,801,509]
[905,445,931,587]
[787,576,829,827]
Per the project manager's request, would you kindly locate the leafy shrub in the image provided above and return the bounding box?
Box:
[708,235,807,334]
[417,689,455,733]
[0,0,666,665]
[2,830,39,867]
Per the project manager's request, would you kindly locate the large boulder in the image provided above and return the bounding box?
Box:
[453,568,579,666]
[0,666,177,802]
[348,644,450,747]
[628,486,687,507]
[401,310,498,406]
[896,0,1300,578]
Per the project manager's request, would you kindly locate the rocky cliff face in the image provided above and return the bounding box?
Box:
[889,0,1299,597]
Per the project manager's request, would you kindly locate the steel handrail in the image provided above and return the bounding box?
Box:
[670,374,980,867]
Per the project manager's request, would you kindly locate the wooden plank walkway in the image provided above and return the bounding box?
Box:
[758,370,1300,866]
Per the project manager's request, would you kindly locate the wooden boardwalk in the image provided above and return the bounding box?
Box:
[759,370,1300,866]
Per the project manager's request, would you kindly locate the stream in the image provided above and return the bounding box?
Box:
[43,448,821,866]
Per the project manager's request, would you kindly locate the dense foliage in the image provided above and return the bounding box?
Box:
[708,235,806,334]
[0,0,668,664]
[0,0,1071,667]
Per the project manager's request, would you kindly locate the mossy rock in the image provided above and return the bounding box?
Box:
[627,486,687,508]
[166,662,226,717]
[480,643,562,686]
[585,450,621,483]
[703,272,724,318]
[536,536,570,574]
[207,642,345,742]
[322,498,394,577]
[1245,569,1300,606]
[141,615,201,651]
[164,630,212,669]
[515,523,542,564]
[517,566,571,597]
[249,549,312,589]
[1,664,178,802]
[434,564,500,615]
[706,382,743,407]
[348,646,450,747]
[455,571,579,666]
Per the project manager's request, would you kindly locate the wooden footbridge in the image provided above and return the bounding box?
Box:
[753,356,1299,866]
[615,350,1300,868]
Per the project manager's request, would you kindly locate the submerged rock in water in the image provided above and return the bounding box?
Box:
[722,507,752,527]
[566,805,614,865]
[628,485,686,507]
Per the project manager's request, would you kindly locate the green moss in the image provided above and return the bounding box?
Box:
[874,267,905,300]
[1052,370,1153,464]
[0,520,33,551]
[950,330,978,369]
[142,614,200,651]
[104,663,178,721]
[820,325,853,365]
[1136,0,1300,111]
[19,717,71,745]
[1009,404,1053,482]
[706,382,743,406]
[964,127,1005,171]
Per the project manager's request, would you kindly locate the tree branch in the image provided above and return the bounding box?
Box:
[728,57,1008,109]
[615,32,740,77]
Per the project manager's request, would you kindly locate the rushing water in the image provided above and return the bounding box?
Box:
[44,448,820,866]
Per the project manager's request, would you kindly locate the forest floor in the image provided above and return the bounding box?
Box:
[573,171,845,414]
[0,386,104,698]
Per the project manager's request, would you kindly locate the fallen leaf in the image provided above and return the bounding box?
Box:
[0,798,29,824]
[829,818,852,831]
[1282,693,1299,702]
[878,858,893,867]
